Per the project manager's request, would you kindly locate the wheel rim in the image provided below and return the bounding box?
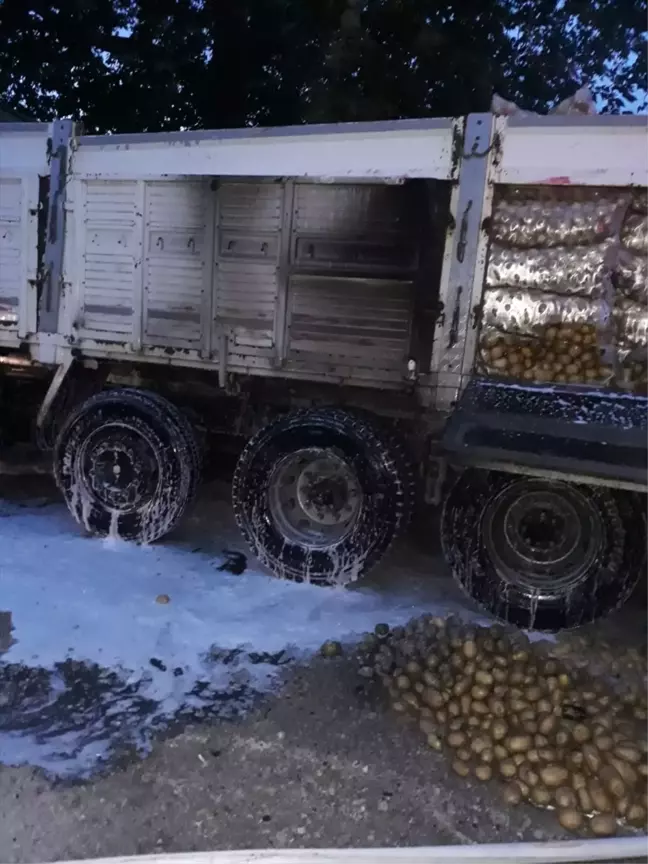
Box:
[482,480,603,596]
[78,422,161,512]
[267,448,363,548]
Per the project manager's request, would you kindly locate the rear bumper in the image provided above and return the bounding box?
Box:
[443,378,648,491]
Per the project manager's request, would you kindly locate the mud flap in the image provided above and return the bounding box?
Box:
[443,378,647,489]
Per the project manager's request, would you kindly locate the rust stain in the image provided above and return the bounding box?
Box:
[544,176,572,185]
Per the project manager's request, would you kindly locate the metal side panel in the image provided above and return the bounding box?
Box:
[143,180,212,349]
[213,181,283,358]
[283,181,419,384]
[286,275,413,372]
[76,179,142,341]
[72,118,459,181]
[495,114,648,187]
[0,173,40,339]
[0,177,24,333]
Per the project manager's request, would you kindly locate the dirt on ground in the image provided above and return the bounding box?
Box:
[0,475,646,863]
[0,658,579,864]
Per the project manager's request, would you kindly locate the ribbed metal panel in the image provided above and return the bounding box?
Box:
[81,180,138,336]
[0,178,22,328]
[293,183,414,237]
[287,182,417,381]
[287,275,413,368]
[143,181,208,346]
[214,182,283,353]
[218,182,282,232]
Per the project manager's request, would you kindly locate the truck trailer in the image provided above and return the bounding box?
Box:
[0,112,646,632]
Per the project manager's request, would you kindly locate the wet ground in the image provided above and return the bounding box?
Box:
[0,473,646,862]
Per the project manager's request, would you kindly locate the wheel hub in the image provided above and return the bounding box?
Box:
[82,425,160,512]
[269,449,362,546]
[482,481,603,596]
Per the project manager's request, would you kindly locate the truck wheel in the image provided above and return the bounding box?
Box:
[232,408,414,585]
[441,469,646,632]
[54,388,199,542]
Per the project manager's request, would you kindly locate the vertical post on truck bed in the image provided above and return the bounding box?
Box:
[431,113,496,412]
[38,118,76,334]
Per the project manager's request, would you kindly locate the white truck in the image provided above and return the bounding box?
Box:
[0,113,646,632]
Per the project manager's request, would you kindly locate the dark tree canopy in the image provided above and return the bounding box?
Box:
[0,0,646,133]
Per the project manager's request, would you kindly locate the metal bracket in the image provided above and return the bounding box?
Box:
[38,119,76,334]
[36,352,75,432]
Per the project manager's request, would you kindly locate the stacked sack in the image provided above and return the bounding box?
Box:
[615,189,648,394]
[478,187,630,387]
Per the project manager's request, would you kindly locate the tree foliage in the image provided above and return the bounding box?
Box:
[0,0,645,133]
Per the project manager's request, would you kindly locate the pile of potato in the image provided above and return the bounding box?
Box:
[479,324,612,385]
[354,617,648,838]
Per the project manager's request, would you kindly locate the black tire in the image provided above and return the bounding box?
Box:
[54,388,199,542]
[232,408,415,585]
[441,468,646,632]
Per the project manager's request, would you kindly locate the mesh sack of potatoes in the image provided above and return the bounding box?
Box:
[616,249,648,304]
[619,356,648,395]
[479,289,614,386]
[616,298,648,355]
[614,300,648,394]
[490,193,628,249]
[478,327,613,386]
[481,287,611,337]
[486,241,616,299]
[629,187,648,215]
[621,212,648,255]
[355,617,648,838]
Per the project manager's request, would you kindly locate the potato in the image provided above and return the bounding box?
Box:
[392,700,406,713]
[600,765,627,800]
[577,787,593,813]
[519,764,539,787]
[613,744,642,764]
[435,709,448,725]
[470,735,491,755]
[537,713,558,736]
[447,731,466,749]
[558,808,583,832]
[606,755,639,788]
[588,780,613,814]
[593,734,614,752]
[590,813,617,837]
[447,700,461,717]
[502,782,523,805]
[475,763,492,781]
[500,758,517,778]
[627,804,647,828]
[581,744,601,774]
[493,357,508,370]
[457,747,472,762]
[494,744,509,760]
[480,748,495,764]
[427,732,443,751]
[540,764,570,788]
[475,670,494,686]
[402,692,421,711]
[507,734,533,754]
[555,786,577,809]
[531,785,552,807]
[452,759,470,778]
[571,772,587,791]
